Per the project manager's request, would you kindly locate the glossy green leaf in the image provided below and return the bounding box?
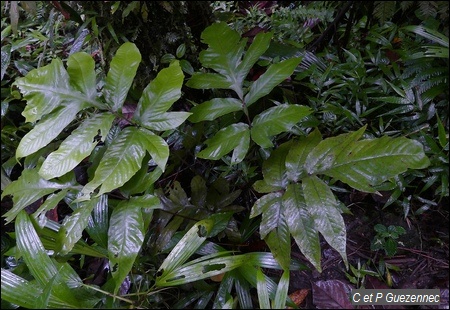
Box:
[244,57,302,107]
[261,141,291,188]
[2,168,67,223]
[140,111,191,131]
[302,175,348,269]
[257,268,271,309]
[40,113,115,179]
[108,199,146,293]
[236,31,273,83]
[137,127,169,170]
[197,123,250,164]
[157,218,214,278]
[67,52,97,100]
[283,184,321,272]
[81,127,146,197]
[1,44,11,81]
[265,214,291,270]
[308,128,431,192]
[188,98,243,123]
[134,60,184,122]
[104,42,141,111]
[250,192,283,237]
[86,194,109,248]
[285,128,322,182]
[56,198,98,255]
[273,270,290,309]
[305,127,366,175]
[251,104,312,148]
[186,72,233,89]
[16,102,82,159]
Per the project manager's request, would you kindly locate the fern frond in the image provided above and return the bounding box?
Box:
[373,1,397,24]
[418,1,438,19]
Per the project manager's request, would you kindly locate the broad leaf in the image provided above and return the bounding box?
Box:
[140,111,191,131]
[251,104,312,148]
[56,198,98,255]
[186,72,233,89]
[2,168,68,223]
[134,60,184,122]
[283,184,321,272]
[265,214,291,271]
[16,102,82,159]
[197,123,250,163]
[273,270,290,309]
[305,127,366,175]
[67,52,97,100]
[81,126,147,197]
[260,141,291,188]
[108,198,146,293]
[285,128,322,182]
[302,176,348,269]
[104,42,141,112]
[257,268,271,309]
[137,127,169,170]
[86,194,109,248]
[188,98,243,123]
[250,192,283,238]
[244,57,302,107]
[40,113,115,179]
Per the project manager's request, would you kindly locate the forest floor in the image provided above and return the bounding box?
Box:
[284,193,449,309]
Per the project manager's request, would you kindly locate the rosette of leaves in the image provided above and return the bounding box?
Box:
[1,42,191,298]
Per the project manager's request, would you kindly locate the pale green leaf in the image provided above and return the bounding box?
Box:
[108,199,145,293]
[186,72,233,89]
[188,98,243,123]
[273,270,290,309]
[16,102,82,159]
[157,218,214,278]
[283,184,321,272]
[286,128,322,182]
[81,126,146,197]
[197,123,250,163]
[314,134,431,192]
[2,168,67,223]
[305,127,366,175]
[140,111,191,131]
[137,128,169,170]
[67,52,97,100]
[134,60,183,122]
[251,104,312,148]
[104,42,141,111]
[57,198,98,255]
[257,268,271,309]
[40,113,115,179]
[302,176,348,269]
[1,44,11,81]
[244,57,302,107]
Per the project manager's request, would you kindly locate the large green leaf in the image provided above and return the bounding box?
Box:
[273,270,290,309]
[188,98,243,123]
[108,198,147,293]
[260,141,291,188]
[140,111,191,131]
[133,60,184,122]
[2,168,68,223]
[304,127,366,175]
[86,194,109,248]
[282,183,321,272]
[257,268,271,309]
[39,113,115,179]
[265,214,291,271]
[16,102,82,159]
[306,129,431,192]
[137,127,169,170]
[67,52,97,100]
[197,123,250,163]
[302,176,348,269]
[244,57,302,107]
[185,72,233,89]
[251,104,312,148]
[56,198,98,255]
[285,129,322,182]
[250,192,283,239]
[104,42,141,112]
[81,126,147,197]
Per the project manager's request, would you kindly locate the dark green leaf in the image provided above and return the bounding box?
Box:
[188,98,243,123]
